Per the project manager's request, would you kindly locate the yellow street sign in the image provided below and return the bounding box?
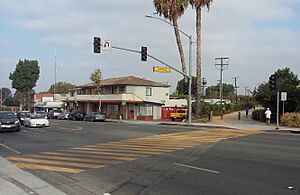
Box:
[153,66,171,73]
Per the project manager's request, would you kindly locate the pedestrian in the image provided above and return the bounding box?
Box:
[265,108,271,125]
[245,106,249,118]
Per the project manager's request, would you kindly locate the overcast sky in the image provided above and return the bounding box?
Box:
[1,0,300,94]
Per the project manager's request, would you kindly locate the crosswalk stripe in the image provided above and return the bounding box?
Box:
[26,154,120,165]
[15,163,83,173]
[86,144,181,151]
[41,152,137,161]
[59,149,147,158]
[71,147,164,155]
[7,157,102,168]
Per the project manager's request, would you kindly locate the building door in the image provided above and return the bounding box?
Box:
[108,104,119,119]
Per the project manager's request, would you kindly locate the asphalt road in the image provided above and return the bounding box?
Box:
[0,120,299,195]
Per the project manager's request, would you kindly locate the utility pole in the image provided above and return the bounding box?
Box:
[232,77,239,104]
[0,88,2,109]
[215,57,229,105]
[54,51,57,101]
[201,77,207,97]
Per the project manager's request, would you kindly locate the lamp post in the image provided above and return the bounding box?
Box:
[145,15,193,124]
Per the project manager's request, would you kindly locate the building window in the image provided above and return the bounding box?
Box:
[140,105,153,116]
[111,86,117,94]
[146,87,152,96]
[120,86,125,94]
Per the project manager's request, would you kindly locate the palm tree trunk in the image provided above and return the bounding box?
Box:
[172,18,187,80]
[195,7,202,116]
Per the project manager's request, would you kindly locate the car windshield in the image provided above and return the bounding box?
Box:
[30,115,46,119]
[19,112,29,116]
[0,113,16,119]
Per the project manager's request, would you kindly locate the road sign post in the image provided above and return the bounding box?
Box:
[281,92,287,114]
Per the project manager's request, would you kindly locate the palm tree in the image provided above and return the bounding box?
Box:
[189,0,213,115]
[153,0,189,77]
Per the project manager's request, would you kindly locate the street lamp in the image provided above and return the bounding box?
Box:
[145,15,193,124]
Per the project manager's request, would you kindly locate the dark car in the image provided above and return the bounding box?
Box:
[16,111,30,125]
[0,111,21,132]
[84,112,106,122]
[68,111,86,121]
[47,109,63,119]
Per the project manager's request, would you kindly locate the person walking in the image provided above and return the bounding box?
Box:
[245,106,249,118]
[265,108,271,125]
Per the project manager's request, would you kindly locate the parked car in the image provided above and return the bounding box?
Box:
[68,111,86,121]
[16,111,30,125]
[57,112,70,120]
[84,112,106,122]
[0,111,21,132]
[24,114,49,128]
[47,109,63,119]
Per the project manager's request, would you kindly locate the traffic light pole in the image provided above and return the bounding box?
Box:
[111,45,192,124]
[276,90,280,129]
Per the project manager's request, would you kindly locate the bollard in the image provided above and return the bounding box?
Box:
[208,112,211,121]
[238,111,241,120]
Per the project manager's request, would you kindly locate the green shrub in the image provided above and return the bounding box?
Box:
[281,112,300,127]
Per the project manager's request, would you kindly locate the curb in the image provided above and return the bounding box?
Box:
[263,129,300,133]
[158,122,237,130]
[105,119,238,130]
[0,157,66,195]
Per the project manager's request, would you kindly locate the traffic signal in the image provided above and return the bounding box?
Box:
[268,74,277,91]
[183,82,188,95]
[94,37,101,53]
[141,46,147,61]
[192,84,198,94]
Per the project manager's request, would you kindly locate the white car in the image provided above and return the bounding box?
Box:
[24,114,49,128]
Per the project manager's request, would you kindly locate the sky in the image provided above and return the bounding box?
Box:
[1,0,300,95]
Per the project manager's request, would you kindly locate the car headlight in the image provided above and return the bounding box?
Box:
[0,122,1,125]
[15,120,20,124]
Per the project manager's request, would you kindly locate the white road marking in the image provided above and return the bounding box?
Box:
[174,163,219,174]
[0,143,21,154]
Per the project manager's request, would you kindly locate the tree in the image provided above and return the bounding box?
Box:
[90,68,102,111]
[9,59,40,110]
[153,0,189,76]
[254,67,300,112]
[189,0,213,116]
[48,81,75,94]
[4,97,20,107]
[0,87,12,99]
[176,77,197,96]
[205,83,234,98]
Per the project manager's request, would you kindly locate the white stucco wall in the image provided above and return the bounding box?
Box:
[126,86,169,104]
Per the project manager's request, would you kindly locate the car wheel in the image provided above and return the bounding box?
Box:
[171,118,175,121]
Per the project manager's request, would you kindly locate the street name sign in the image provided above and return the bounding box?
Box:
[153,66,171,73]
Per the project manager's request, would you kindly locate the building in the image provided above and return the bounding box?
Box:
[32,93,66,113]
[64,76,170,120]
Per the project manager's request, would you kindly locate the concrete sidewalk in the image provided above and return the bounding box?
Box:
[0,157,65,195]
[107,111,300,133]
